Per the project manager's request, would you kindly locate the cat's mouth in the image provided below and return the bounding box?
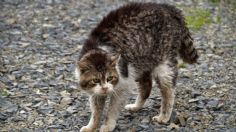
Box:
[95,92,108,96]
[100,90,111,95]
[95,90,113,96]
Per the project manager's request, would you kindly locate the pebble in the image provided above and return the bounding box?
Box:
[168,123,180,130]
[196,101,205,110]
[191,90,201,98]
[207,98,219,110]
[189,98,199,103]
[169,110,178,123]
[178,115,186,126]
[66,106,77,114]
[141,117,150,124]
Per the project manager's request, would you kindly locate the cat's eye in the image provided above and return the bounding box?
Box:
[92,79,100,83]
[107,76,114,82]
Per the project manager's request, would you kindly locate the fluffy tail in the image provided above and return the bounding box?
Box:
[161,4,199,64]
[179,31,199,64]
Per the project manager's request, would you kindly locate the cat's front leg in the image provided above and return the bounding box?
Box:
[100,92,126,132]
[100,120,116,132]
[80,95,106,132]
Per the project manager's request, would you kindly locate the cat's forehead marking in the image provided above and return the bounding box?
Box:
[84,50,111,72]
[96,64,106,72]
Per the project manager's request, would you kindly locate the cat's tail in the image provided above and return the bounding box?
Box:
[179,30,199,64]
[163,4,199,64]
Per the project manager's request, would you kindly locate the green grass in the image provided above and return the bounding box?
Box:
[209,0,220,5]
[209,0,236,10]
[184,8,212,30]
[0,89,10,97]
[177,62,187,68]
[216,15,221,23]
[231,1,236,10]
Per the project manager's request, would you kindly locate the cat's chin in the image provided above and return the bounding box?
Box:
[93,93,108,96]
[93,92,113,96]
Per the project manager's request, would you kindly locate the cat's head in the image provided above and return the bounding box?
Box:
[75,50,120,96]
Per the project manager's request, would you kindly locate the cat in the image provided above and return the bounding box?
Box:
[75,2,198,132]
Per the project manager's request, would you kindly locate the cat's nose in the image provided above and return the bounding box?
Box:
[101,87,108,92]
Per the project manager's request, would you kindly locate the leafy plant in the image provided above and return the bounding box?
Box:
[177,62,187,68]
[209,0,220,5]
[184,8,212,30]
[0,89,10,97]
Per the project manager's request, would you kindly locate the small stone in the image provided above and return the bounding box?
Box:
[6,18,17,25]
[59,97,72,109]
[46,0,53,4]
[210,84,217,89]
[48,124,65,129]
[127,127,136,132]
[42,34,49,39]
[19,110,26,114]
[47,117,56,124]
[207,99,219,110]
[216,102,224,110]
[0,97,18,113]
[66,106,77,114]
[168,123,180,130]
[60,90,71,97]
[138,124,149,129]
[0,113,8,121]
[191,90,201,98]
[196,101,205,110]
[178,115,186,126]
[186,117,193,124]
[169,110,178,123]
[19,41,30,47]
[33,120,44,126]
[43,24,55,28]
[141,117,149,124]
[189,98,199,103]
[47,100,57,107]
[38,106,54,115]
[180,69,192,78]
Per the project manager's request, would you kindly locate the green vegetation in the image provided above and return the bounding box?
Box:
[177,4,213,30]
[185,8,212,30]
[209,0,236,10]
[216,15,221,23]
[177,62,187,68]
[230,1,236,9]
[0,89,10,97]
[209,0,220,5]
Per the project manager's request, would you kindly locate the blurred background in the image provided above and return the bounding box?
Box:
[0,0,235,131]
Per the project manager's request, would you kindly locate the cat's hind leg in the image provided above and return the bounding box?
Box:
[152,60,177,123]
[125,71,152,112]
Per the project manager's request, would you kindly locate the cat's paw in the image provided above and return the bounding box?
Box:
[100,124,115,132]
[152,114,169,124]
[100,125,109,132]
[80,126,94,132]
[125,104,141,112]
[100,120,116,132]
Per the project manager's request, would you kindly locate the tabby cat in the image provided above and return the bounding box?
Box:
[75,2,198,132]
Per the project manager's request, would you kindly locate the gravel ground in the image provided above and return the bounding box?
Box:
[0,0,236,131]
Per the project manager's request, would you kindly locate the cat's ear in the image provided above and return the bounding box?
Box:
[77,60,90,73]
[110,54,120,67]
